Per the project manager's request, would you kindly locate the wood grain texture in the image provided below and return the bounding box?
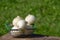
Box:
[0,33,60,40]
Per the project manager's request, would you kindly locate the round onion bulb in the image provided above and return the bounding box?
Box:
[17,20,27,29]
[25,14,35,25]
[12,16,22,26]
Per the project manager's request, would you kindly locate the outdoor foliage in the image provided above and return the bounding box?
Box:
[0,0,60,36]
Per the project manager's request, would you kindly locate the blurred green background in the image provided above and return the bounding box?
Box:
[0,0,60,37]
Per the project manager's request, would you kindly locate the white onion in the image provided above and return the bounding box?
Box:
[17,20,27,28]
[12,16,22,26]
[25,14,35,25]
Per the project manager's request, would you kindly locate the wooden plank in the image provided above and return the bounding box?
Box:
[0,33,60,40]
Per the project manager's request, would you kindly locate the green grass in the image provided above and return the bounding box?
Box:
[0,0,60,36]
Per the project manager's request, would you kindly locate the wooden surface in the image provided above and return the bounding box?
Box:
[0,33,60,40]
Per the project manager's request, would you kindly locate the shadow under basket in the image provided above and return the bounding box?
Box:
[10,33,49,38]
